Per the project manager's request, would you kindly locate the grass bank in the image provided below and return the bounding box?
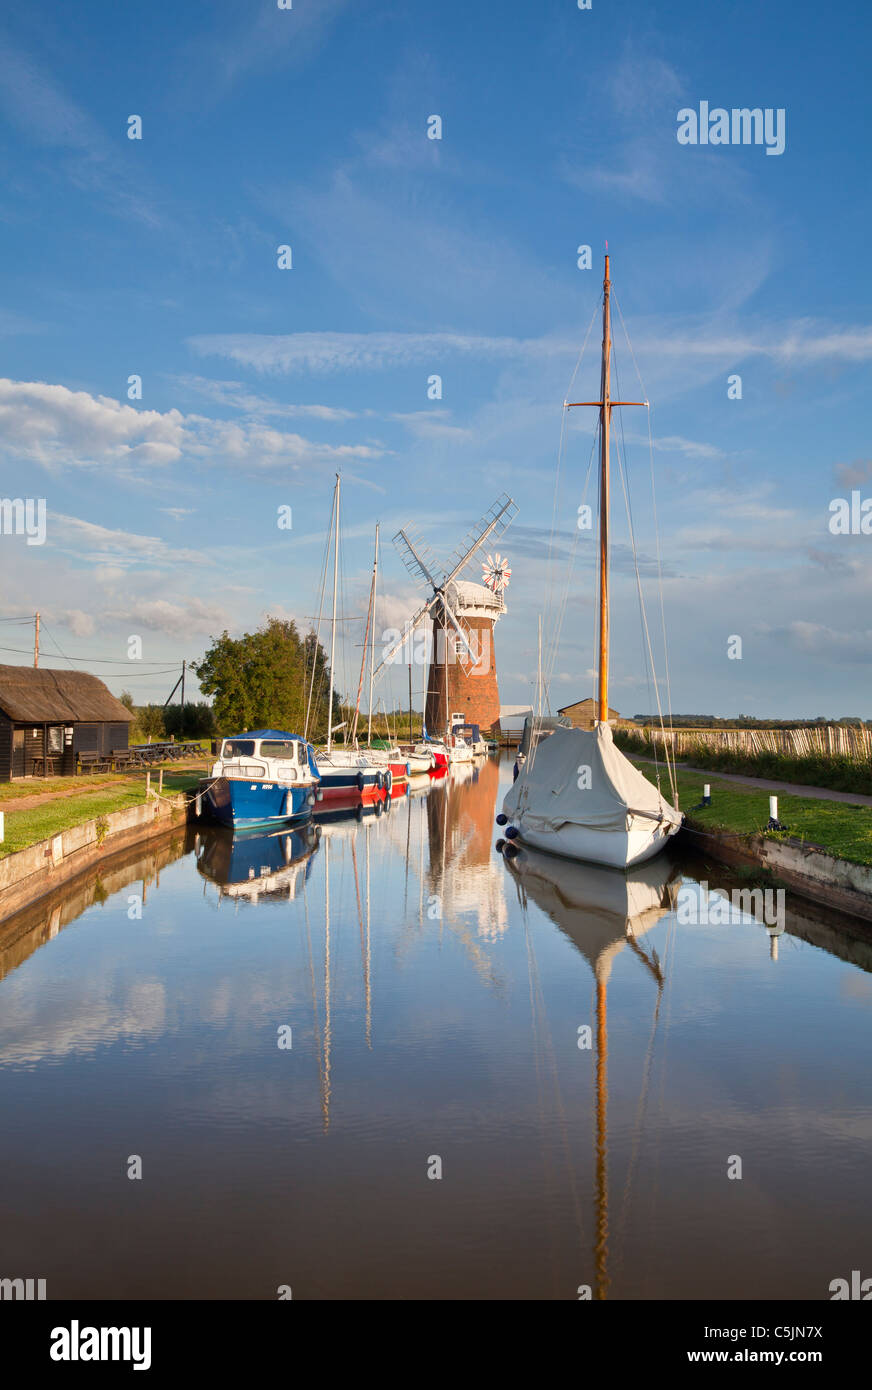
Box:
[615,731,872,797]
[0,771,201,858]
[632,760,872,867]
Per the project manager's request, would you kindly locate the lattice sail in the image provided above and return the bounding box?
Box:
[445,493,518,583]
[392,526,443,588]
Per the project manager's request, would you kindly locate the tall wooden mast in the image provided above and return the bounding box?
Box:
[565,253,647,727]
[597,255,612,726]
[327,474,340,754]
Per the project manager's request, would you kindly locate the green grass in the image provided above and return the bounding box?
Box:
[0,774,133,803]
[0,785,149,857]
[632,760,872,867]
[0,771,200,858]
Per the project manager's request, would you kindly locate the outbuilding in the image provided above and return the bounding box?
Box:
[557,697,626,730]
[0,664,133,780]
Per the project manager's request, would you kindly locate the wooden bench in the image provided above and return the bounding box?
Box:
[77,751,113,774]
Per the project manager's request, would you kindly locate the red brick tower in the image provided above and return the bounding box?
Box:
[424,579,505,736]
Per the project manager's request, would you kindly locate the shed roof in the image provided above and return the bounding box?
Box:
[0,664,134,723]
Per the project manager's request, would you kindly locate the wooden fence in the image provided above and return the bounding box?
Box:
[622,725,872,762]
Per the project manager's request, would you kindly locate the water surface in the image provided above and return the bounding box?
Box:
[1,757,870,1299]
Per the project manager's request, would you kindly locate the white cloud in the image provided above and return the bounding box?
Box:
[0,379,385,475]
[58,609,95,638]
[104,596,231,638]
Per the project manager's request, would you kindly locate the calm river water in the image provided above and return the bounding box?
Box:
[1,755,870,1300]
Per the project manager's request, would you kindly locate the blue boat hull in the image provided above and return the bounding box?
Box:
[204,777,314,828]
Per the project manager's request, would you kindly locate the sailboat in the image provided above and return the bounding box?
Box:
[353,523,411,790]
[313,476,385,801]
[500,255,683,869]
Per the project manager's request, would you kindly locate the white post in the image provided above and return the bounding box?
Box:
[703,783,710,799]
[0,811,4,843]
[769,795,778,821]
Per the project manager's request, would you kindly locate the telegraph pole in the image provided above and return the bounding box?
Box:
[34,612,39,668]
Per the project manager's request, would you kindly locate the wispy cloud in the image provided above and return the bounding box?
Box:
[171,0,351,106]
[172,374,358,421]
[50,513,210,570]
[0,32,163,226]
[188,319,872,380]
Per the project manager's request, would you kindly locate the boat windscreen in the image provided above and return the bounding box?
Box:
[259,740,298,758]
[222,739,256,758]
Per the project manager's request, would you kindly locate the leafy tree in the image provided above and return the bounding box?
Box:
[164,701,216,739]
[193,617,335,740]
[132,704,166,741]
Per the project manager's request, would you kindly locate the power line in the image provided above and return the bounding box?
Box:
[0,639,185,666]
[0,643,181,672]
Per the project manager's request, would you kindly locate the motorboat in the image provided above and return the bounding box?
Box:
[202,730,320,829]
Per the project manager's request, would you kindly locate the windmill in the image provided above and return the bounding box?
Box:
[372,493,518,736]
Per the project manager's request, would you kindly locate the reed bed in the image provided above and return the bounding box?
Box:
[625,724,872,760]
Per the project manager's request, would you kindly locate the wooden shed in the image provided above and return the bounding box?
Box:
[0,665,133,781]
[557,697,626,730]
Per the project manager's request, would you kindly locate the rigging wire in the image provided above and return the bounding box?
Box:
[541,299,599,715]
[613,288,678,790]
[305,483,335,740]
[611,346,676,803]
[611,341,665,795]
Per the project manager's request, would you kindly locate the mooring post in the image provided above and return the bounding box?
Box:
[158,768,163,797]
[146,770,151,797]
[0,811,4,843]
[769,795,778,821]
[703,783,711,806]
[195,792,202,818]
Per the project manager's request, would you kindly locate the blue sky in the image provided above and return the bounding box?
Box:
[0,0,870,718]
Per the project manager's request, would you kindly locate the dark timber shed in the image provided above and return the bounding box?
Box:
[0,664,133,780]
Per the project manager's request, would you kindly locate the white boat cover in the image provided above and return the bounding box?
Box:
[502,724,682,834]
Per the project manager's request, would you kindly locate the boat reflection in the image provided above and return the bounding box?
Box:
[194,822,321,904]
[314,791,390,824]
[501,842,680,1300]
